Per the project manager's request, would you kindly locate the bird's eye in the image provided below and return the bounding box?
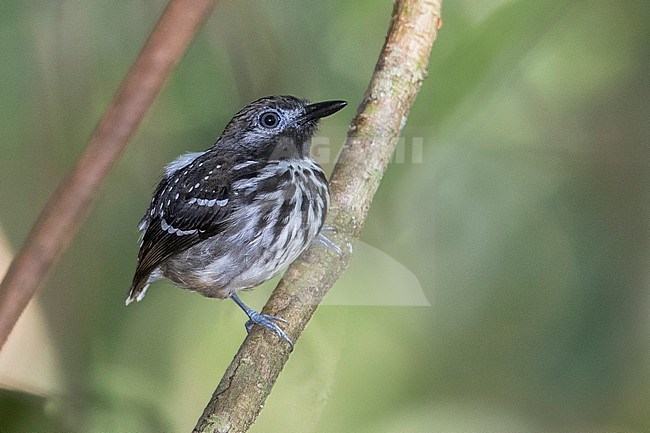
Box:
[259,111,281,129]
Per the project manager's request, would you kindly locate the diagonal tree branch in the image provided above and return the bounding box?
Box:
[0,0,217,349]
[193,1,443,432]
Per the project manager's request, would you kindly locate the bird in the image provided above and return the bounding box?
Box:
[126,95,347,347]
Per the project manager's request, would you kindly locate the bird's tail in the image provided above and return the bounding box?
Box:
[125,272,156,305]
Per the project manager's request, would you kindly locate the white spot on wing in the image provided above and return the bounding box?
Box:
[161,218,197,236]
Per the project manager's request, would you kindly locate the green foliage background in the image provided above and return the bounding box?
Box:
[1,0,649,431]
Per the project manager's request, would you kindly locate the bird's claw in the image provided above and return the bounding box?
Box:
[245,310,293,349]
[314,229,343,257]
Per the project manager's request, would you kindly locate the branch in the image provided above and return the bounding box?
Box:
[0,0,217,349]
[193,1,443,432]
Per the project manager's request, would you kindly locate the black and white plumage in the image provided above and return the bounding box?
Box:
[127,95,347,346]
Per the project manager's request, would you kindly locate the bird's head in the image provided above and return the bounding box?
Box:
[216,95,347,160]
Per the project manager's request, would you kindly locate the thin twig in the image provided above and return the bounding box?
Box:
[0,0,217,349]
[193,1,443,432]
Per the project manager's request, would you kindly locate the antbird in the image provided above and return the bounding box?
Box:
[127,95,347,347]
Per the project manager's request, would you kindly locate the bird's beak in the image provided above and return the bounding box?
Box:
[303,100,348,121]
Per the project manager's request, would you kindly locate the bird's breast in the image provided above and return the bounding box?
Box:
[231,157,329,243]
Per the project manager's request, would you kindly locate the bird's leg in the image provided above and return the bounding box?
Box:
[230,292,293,349]
[313,226,343,257]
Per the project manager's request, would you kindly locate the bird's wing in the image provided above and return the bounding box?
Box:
[128,158,263,298]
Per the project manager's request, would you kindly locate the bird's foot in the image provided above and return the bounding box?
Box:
[231,292,293,349]
[244,310,293,349]
[313,226,343,257]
